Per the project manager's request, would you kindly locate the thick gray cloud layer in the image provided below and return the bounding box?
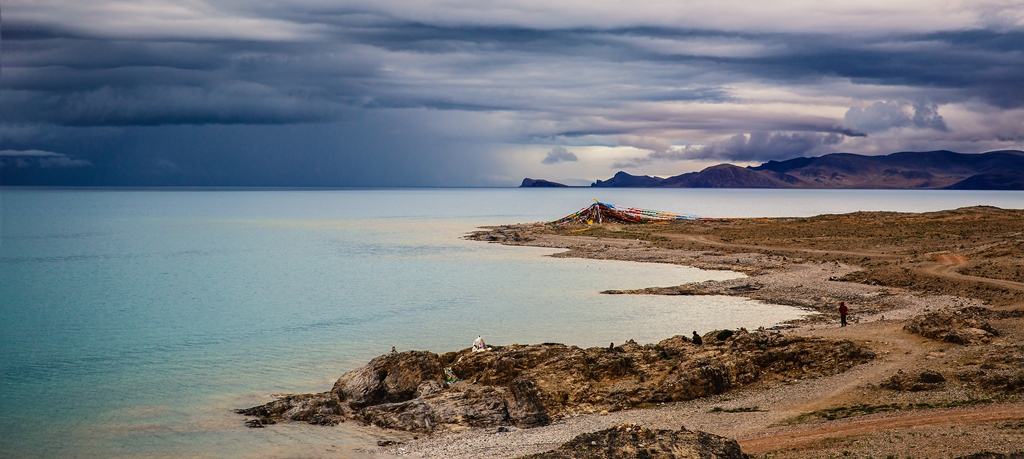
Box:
[3,1,1023,185]
[616,132,849,167]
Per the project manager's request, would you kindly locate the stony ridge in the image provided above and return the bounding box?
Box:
[582,150,1024,189]
[238,329,873,432]
[516,423,746,459]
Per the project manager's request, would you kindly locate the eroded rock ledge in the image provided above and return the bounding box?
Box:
[517,423,745,459]
[237,329,873,432]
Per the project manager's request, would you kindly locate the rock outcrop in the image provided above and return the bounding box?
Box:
[235,393,341,426]
[904,307,998,344]
[521,178,569,187]
[333,350,443,408]
[592,171,666,187]
[239,329,873,432]
[515,423,746,459]
[955,342,1024,392]
[880,369,946,391]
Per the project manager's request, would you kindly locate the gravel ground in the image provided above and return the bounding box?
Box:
[361,230,1021,458]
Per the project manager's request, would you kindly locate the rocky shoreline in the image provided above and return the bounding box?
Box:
[240,207,1024,458]
[239,330,872,433]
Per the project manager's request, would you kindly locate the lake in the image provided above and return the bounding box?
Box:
[2,188,1021,458]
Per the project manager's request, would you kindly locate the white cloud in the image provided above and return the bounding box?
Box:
[541,146,578,164]
[0,149,64,157]
[0,150,91,167]
[844,100,949,133]
[10,0,324,41]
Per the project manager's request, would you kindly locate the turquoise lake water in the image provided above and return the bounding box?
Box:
[2,188,1022,458]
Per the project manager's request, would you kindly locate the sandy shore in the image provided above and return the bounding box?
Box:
[367,207,1024,458]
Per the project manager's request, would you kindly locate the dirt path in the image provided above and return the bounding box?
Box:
[665,234,902,260]
[675,232,1024,295]
[698,231,1024,312]
[913,257,1024,311]
[723,322,1023,453]
[678,322,927,435]
[738,403,1024,453]
[916,261,1024,292]
[788,323,922,412]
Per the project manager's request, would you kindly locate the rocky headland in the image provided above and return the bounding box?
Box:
[521,178,570,187]
[239,330,872,432]
[241,205,1024,458]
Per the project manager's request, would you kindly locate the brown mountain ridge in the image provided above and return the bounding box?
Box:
[555,150,1024,189]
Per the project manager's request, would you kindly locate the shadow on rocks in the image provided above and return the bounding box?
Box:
[238,329,873,432]
[515,423,746,459]
[904,306,998,345]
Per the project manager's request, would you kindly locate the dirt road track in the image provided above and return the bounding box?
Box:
[916,262,1024,292]
[673,232,1024,309]
[739,403,1024,453]
[914,259,1024,310]
[666,234,902,260]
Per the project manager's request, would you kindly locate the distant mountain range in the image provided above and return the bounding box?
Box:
[521,150,1024,190]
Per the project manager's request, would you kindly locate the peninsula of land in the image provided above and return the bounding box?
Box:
[240,206,1024,459]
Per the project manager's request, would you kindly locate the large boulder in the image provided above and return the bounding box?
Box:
[904,307,998,344]
[516,423,746,459]
[234,392,342,426]
[880,369,946,391]
[357,380,552,431]
[332,350,443,407]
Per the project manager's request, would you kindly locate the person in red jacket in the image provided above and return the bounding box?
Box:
[839,301,848,327]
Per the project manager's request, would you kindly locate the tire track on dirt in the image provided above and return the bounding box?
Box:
[666,234,902,260]
[738,403,1024,453]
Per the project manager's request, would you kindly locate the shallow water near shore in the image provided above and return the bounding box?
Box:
[2,188,1022,458]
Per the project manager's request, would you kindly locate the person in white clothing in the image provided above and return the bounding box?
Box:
[472,335,487,352]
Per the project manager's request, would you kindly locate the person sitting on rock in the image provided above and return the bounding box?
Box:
[472,335,488,352]
[692,331,703,345]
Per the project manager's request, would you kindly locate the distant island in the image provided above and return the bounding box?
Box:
[520,178,569,187]
[521,150,1024,190]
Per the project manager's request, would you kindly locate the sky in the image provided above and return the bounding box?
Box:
[3,0,1024,186]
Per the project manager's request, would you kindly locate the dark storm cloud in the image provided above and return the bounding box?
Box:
[3,1,1024,185]
[683,132,848,162]
[6,12,1022,127]
[736,30,1024,109]
[2,84,338,126]
[350,24,1024,108]
[616,132,848,167]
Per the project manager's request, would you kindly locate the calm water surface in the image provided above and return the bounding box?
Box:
[2,188,1021,458]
